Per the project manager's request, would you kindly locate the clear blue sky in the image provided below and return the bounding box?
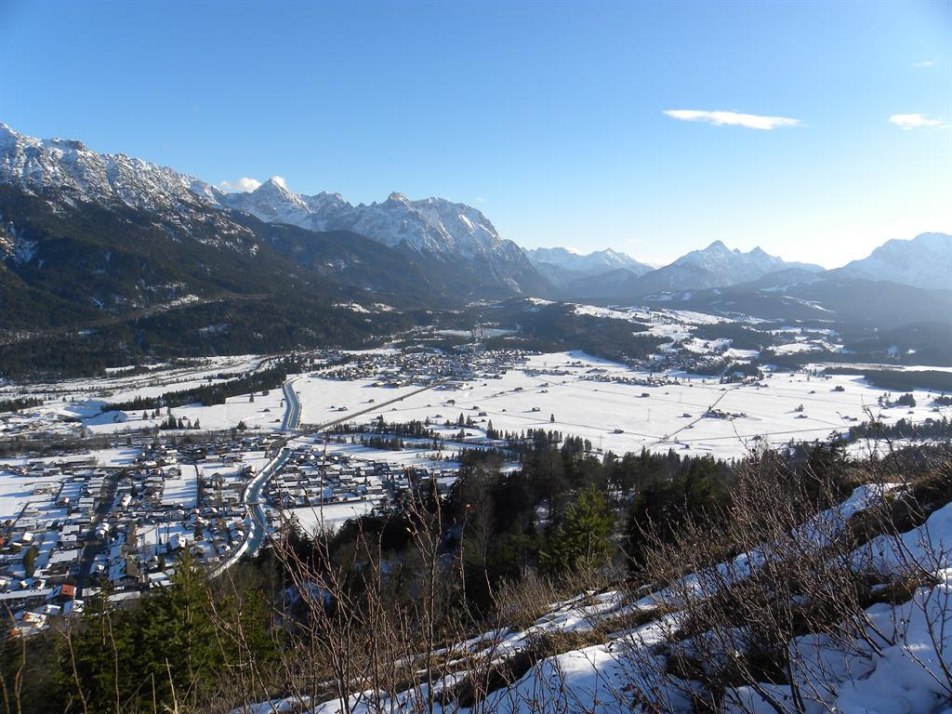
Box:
[1,0,949,267]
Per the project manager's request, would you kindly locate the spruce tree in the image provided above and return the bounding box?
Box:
[543,486,614,575]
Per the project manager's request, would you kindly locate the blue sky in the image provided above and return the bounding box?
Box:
[1,0,949,267]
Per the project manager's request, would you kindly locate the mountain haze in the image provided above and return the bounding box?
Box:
[526,246,652,290]
[834,232,952,290]
[556,241,823,300]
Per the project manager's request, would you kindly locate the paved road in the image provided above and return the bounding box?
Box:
[241,380,301,560]
[280,378,301,431]
[211,380,300,576]
[76,471,122,598]
[212,378,438,576]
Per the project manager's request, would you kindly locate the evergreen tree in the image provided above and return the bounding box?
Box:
[542,486,614,576]
[22,545,38,578]
[135,551,222,709]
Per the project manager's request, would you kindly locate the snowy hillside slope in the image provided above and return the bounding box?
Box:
[251,471,952,714]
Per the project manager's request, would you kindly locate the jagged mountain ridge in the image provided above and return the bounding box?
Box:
[3,120,951,319]
[0,123,547,298]
[219,179,546,296]
[525,246,653,289]
[0,122,259,256]
[0,123,394,315]
[557,241,823,300]
[833,232,952,290]
[647,240,823,291]
[526,246,651,275]
[0,122,214,214]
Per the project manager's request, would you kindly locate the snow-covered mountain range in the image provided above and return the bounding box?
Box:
[637,240,823,292]
[0,122,210,213]
[557,241,824,300]
[834,232,952,290]
[1,121,950,307]
[0,122,259,257]
[526,246,651,275]
[526,246,653,288]
[0,123,544,296]
[673,240,819,278]
[219,179,541,293]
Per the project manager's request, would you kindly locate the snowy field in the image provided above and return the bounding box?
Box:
[291,352,948,460]
[2,330,946,464]
[0,354,285,436]
[0,468,68,523]
[293,379,425,427]
[16,348,940,462]
[2,344,950,534]
[279,501,380,535]
[76,387,289,436]
[160,469,198,509]
[0,354,264,407]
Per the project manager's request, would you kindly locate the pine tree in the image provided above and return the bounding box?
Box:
[137,550,220,709]
[542,486,614,575]
[22,545,38,577]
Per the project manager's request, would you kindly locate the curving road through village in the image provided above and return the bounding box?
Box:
[212,377,442,577]
[210,379,299,577]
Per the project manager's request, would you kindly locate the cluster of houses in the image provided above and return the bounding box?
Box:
[317,349,530,388]
[96,436,284,594]
[0,457,106,636]
[266,439,464,520]
[0,432,291,636]
[0,413,474,636]
[266,445,388,510]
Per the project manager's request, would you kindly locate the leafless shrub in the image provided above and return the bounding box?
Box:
[619,447,922,713]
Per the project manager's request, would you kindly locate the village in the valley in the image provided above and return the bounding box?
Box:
[0,315,949,636]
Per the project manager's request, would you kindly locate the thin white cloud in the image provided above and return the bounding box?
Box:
[913,60,935,68]
[218,177,262,193]
[473,196,486,203]
[270,175,288,189]
[663,109,801,130]
[889,113,947,129]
